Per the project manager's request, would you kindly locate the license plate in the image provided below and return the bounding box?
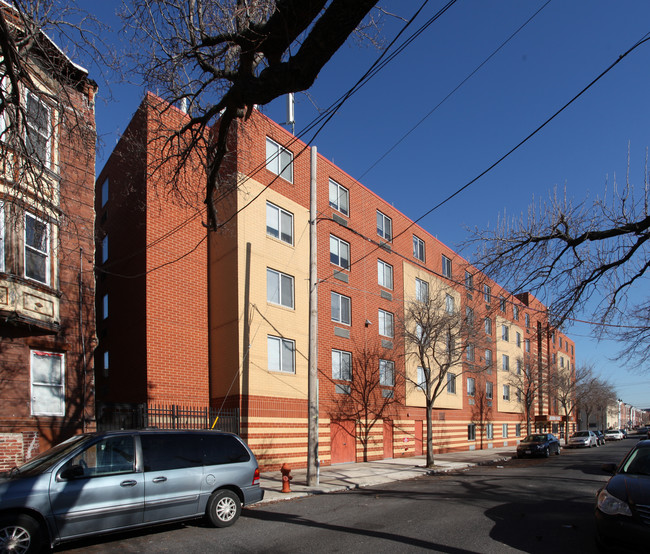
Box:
[525,450,531,454]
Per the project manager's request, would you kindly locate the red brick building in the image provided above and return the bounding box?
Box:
[0,7,98,469]
[98,95,577,470]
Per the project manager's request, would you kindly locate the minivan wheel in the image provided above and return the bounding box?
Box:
[206,490,242,528]
[0,514,44,554]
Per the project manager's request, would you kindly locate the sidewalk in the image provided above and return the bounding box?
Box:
[259,446,516,504]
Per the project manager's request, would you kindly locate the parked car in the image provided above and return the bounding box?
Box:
[619,429,628,438]
[594,430,606,446]
[516,433,561,458]
[0,430,263,553]
[567,430,599,448]
[595,439,650,551]
[605,429,624,441]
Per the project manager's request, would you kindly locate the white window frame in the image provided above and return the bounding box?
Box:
[330,235,350,270]
[516,332,521,348]
[465,271,473,292]
[265,137,293,182]
[332,349,352,381]
[484,284,491,303]
[486,381,493,400]
[267,335,295,373]
[525,313,530,328]
[331,291,351,325]
[467,377,476,397]
[24,212,50,285]
[267,268,294,309]
[25,90,52,168]
[30,350,64,416]
[266,202,293,245]
[445,294,454,314]
[503,385,510,401]
[487,423,494,440]
[468,424,476,441]
[413,235,425,261]
[501,325,509,342]
[377,259,393,290]
[379,359,395,387]
[502,354,510,372]
[417,366,426,390]
[503,423,509,437]
[525,338,530,353]
[516,359,522,375]
[513,305,519,321]
[466,342,475,362]
[376,210,392,241]
[484,317,492,335]
[447,372,456,394]
[499,296,506,312]
[485,349,492,369]
[415,278,429,302]
[441,255,452,278]
[329,179,349,216]
[378,309,394,338]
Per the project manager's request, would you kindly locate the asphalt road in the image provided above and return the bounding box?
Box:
[56,438,637,553]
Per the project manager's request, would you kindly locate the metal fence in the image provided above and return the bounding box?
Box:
[97,403,240,435]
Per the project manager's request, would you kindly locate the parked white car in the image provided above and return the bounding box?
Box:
[604,429,624,441]
[567,430,599,448]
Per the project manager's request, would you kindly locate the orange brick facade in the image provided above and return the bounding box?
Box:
[98,96,577,471]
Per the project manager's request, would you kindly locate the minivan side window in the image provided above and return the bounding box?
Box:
[202,435,250,465]
[141,434,202,471]
[66,435,135,477]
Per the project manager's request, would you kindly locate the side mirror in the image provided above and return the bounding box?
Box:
[601,463,617,475]
[59,464,85,480]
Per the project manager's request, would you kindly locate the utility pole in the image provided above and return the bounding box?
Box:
[307,146,319,485]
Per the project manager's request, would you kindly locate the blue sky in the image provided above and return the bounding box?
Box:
[91,1,650,409]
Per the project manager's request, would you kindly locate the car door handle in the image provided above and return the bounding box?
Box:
[120,480,137,487]
[152,476,167,483]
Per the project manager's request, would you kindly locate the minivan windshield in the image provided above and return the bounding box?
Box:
[14,434,92,477]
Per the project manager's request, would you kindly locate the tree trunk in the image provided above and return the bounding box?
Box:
[426,402,434,468]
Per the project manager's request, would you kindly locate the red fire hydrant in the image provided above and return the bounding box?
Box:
[280,463,292,493]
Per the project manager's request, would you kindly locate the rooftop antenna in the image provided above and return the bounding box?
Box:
[286,92,295,135]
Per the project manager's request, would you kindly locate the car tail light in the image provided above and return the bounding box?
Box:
[252,467,260,486]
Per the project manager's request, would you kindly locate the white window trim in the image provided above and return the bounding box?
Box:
[377,259,393,290]
[415,278,429,303]
[332,349,352,381]
[30,350,65,416]
[442,255,452,278]
[331,291,351,325]
[266,201,294,245]
[25,89,52,168]
[330,234,350,270]
[467,377,476,397]
[376,210,392,241]
[378,309,394,338]
[267,268,295,309]
[265,137,293,182]
[379,359,395,387]
[24,212,50,285]
[329,179,349,216]
[413,235,425,262]
[267,335,295,373]
[447,372,456,394]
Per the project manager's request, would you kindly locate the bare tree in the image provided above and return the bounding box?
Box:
[466,153,650,369]
[470,372,493,450]
[119,0,381,229]
[580,376,617,431]
[504,355,549,436]
[401,286,486,468]
[327,344,402,462]
[554,363,598,443]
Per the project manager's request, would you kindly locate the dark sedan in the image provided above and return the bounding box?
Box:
[595,439,650,551]
[516,433,561,458]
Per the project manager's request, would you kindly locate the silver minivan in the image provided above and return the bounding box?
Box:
[0,430,264,552]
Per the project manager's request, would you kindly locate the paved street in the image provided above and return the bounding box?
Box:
[56,440,635,553]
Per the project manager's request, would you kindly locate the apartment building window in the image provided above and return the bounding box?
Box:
[486,381,493,400]
[571,345,574,356]
[30,350,64,415]
[465,271,473,292]
[513,305,519,321]
[415,278,429,302]
[0,202,4,272]
[377,259,393,289]
[103,350,109,378]
[329,179,349,216]
[266,202,293,245]
[101,234,108,264]
[484,317,492,335]
[267,268,294,309]
[525,313,530,328]
[499,296,506,312]
[515,424,521,437]
[445,294,454,314]
[560,356,565,368]
[413,235,425,261]
[501,325,509,342]
[417,366,426,390]
[502,354,510,372]
[516,359,522,375]
[331,292,351,325]
[102,294,108,319]
[265,137,293,182]
[525,338,530,353]
[464,308,474,328]
[332,349,352,381]
[26,90,51,167]
[503,385,510,401]
[553,353,557,364]
[25,213,50,285]
[467,377,475,397]
[447,372,456,394]
[485,349,492,370]
[516,332,521,348]
[101,178,109,207]
[559,337,563,349]
[466,343,475,362]
[516,388,522,402]
[503,423,509,438]
[330,235,350,270]
[442,255,452,279]
[378,309,394,338]
[468,424,476,441]
[376,210,392,241]
[379,359,395,386]
[483,284,491,303]
[268,335,295,373]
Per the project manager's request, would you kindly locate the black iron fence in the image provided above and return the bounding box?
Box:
[97,403,239,435]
